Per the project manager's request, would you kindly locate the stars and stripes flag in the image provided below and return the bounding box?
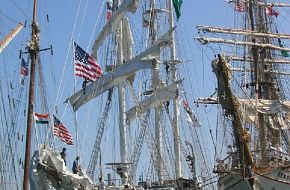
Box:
[53,115,73,145]
[235,2,246,12]
[20,58,28,76]
[74,42,102,82]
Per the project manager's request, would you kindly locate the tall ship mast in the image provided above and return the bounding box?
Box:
[0,0,219,189]
[66,0,203,188]
[0,0,55,189]
[196,0,290,189]
[23,0,38,189]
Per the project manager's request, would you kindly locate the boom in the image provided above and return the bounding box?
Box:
[0,23,24,54]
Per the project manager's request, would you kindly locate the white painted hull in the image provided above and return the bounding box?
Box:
[218,168,290,190]
[218,172,252,190]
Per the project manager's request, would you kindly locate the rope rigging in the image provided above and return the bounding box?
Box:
[87,88,113,179]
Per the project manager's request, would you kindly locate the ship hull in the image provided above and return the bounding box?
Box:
[218,168,290,190]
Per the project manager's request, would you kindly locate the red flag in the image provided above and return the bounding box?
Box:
[20,58,28,76]
[266,6,279,17]
[182,100,201,127]
[106,0,112,21]
[235,2,246,12]
[53,115,73,145]
[106,11,112,21]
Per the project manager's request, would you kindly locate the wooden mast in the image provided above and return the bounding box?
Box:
[214,55,254,169]
[23,0,38,189]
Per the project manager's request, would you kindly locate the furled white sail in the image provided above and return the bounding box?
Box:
[67,59,153,111]
[123,18,133,61]
[239,99,290,128]
[67,28,174,110]
[126,81,180,123]
[239,99,290,115]
[29,145,94,190]
[91,0,139,58]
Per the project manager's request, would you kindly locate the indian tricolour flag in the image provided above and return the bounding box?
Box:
[34,113,49,124]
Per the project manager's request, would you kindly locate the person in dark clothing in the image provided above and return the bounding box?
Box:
[60,148,67,166]
[72,156,80,174]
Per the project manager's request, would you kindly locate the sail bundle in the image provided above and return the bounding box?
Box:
[30,145,94,189]
[125,81,180,122]
[91,0,139,58]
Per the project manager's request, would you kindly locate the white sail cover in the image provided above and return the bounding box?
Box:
[123,18,133,60]
[68,59,153,111]
[239,99,290,127]
[67,28,174,110]
[30,145,94,190]
[126,81,180,122]
[91,0,139,58]
[239,99,290,115]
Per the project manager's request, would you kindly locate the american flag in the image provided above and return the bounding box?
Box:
[53,115,73,145]
[235,2,246,12]
[20,58,28,76]
[74,42,102,81]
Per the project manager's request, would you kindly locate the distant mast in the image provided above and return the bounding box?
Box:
[168,0,181,178]
[115,0,128,184]
[147,0,163,183]
[23,0,39,189]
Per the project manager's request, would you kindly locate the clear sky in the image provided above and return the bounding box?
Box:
[2,0,290,186]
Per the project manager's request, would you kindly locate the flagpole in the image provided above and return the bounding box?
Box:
[44,113,51,146]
